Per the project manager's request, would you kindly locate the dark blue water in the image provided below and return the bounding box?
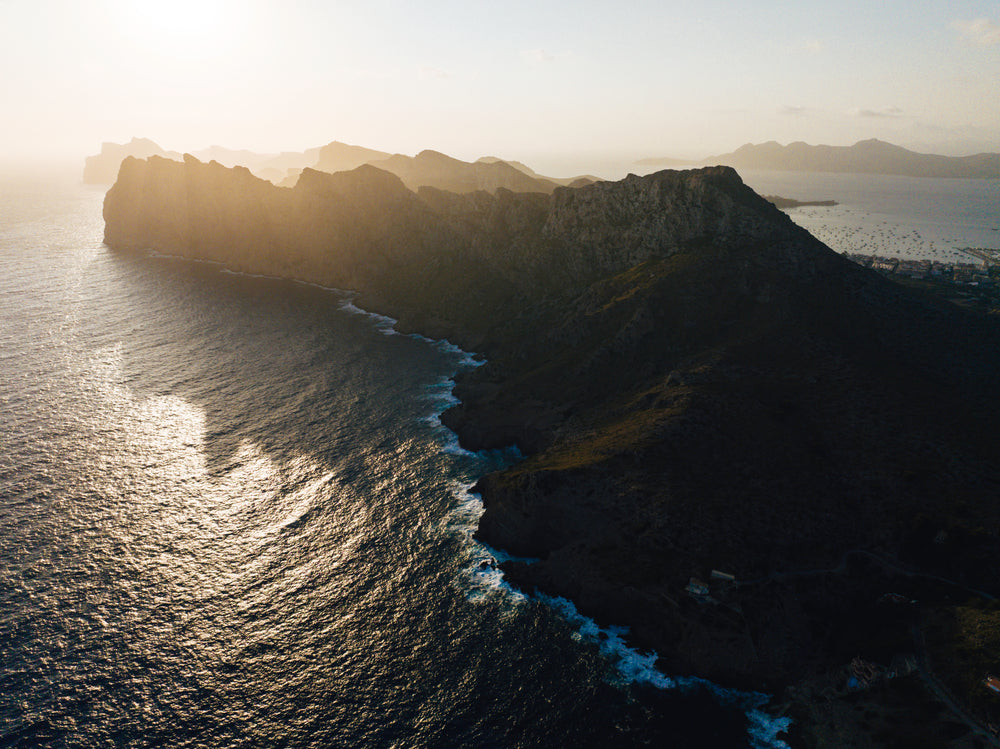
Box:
[0,173,787,748]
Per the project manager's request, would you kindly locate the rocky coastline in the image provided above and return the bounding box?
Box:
[103,155,1000,746]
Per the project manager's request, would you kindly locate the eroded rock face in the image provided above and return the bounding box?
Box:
[104,157,816,313]
[541,167,797,277]
[103,154,1000,701]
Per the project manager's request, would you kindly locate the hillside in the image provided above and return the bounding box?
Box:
[103,155,1000,745]
[638,138,1000,178]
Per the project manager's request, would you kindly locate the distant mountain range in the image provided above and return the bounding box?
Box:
[637,138,1000,178]
[83,138,324,185]
[84,138,182,184]
[84,138,599,194]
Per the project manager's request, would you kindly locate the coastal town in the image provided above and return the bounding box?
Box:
[844,248,1000,312]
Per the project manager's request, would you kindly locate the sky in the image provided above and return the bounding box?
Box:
[2,0,1000,175]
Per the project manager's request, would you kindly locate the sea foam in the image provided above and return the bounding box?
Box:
[446,481,537,604]
[536,593,792,749]
[444,484,791,747]
[337,297,486,368]
[337,275,795,748]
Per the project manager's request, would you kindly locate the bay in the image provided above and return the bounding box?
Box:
[738,169,1000,262]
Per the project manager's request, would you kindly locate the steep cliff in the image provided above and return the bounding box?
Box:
[104,155,1000,733]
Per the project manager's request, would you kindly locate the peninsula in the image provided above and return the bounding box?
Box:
[103,154,1000,746]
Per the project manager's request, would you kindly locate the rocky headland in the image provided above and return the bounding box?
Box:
[103,155,1000,747]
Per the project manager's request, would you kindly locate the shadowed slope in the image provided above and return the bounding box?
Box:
[104,155,1000,704]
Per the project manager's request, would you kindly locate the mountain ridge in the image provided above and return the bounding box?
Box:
[638,138,1000,178]
[84,138,598,193]
[102,154,1000,745]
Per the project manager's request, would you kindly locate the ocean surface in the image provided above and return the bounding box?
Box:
[0,172,790,749]
[737,169,1000,262]
[7,167,994,748]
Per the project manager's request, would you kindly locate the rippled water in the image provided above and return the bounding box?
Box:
[0,174,789,748]
[739,169,1000,262]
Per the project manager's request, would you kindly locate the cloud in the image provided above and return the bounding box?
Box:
[852,106,904,118]
[952,18,1000,46]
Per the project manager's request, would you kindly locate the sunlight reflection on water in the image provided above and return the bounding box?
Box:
[0,176,793,748]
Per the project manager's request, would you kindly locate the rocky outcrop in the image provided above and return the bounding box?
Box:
[103,154,1000,721]
[539,169,801,279]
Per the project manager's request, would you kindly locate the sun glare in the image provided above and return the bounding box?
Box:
[116,0,237,61]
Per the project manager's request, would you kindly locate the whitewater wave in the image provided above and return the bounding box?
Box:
[537,593,792,749]
[442,482,790,747]
[327,260,794,748]
[337,298,398,335]
[420,376,460,410]
[220,268,274,280]
[446,481,538,605]
[338,298,485,366]
[418,374,523,461]
[147,250,225,267]
[407,332,483,367]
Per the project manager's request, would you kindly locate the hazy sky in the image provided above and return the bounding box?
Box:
[2,0,999,174]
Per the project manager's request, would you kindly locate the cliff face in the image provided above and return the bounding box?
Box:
[105,156,808,326]
[104,155,1000,702]
[538,168,806,280]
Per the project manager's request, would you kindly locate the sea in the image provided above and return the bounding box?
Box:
[1,166,995,748]
[738,169,1000,263]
